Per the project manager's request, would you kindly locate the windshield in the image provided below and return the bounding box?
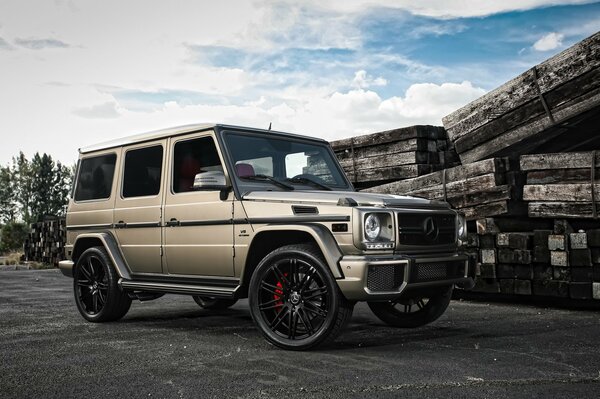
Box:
[222,131,351,191]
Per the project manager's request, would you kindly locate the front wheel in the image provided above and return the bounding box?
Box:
[73,246,131,322]
[249,244,353,350]
[368,286,453,328]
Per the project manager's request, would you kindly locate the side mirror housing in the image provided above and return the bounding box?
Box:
[192,171,229,191]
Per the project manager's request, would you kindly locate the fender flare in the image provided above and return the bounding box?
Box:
[72,232,132,280]
[251,223,345,278]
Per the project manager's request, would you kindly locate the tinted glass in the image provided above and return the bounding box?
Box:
[122,145,163,198]
[224,132,349,189]
[74,154,116,201]
[173,136,223,193]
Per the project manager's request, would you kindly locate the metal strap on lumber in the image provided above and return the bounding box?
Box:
[532,66,557,126]
[442,168,448,202]
[350,139,357,183]
[592,150,597,219]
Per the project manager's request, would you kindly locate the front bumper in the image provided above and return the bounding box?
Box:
[336,253,473,301]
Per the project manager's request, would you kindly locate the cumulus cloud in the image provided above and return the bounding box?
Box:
[533,32,565,51]
[351,70,388,89]
[0,37,14,50]
[72,102,120,119]
[14,37,70,50]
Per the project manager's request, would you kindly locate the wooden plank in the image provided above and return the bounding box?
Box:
[363,158,506,195]
[334,138,436,161]
[330,125,446,150]
[446,185,512,209]
[398,174,504,199]
[523,184,600,202]
[442,31,600,141]
[526,168,600,184]
[337,151,438,170]
[528,202,600,218]
[520,151,600,171]
[459,85,600,163]
[345,164,435,183]
[454,66,600,154]
[461,200,509,221]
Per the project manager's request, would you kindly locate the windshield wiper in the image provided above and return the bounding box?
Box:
[241,174,295,190]
[286,176,333,191]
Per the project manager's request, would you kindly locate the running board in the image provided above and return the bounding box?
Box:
[119,279,238,298]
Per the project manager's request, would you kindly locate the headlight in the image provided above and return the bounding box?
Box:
[364,214,381,241]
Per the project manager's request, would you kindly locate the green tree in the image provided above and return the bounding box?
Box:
[0,165,17,223]
[0,222,29,253]
[12,152,34,223]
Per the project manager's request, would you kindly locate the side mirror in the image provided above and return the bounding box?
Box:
[192,171,229,190]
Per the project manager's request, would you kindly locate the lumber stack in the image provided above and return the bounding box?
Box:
[331,125,460,189]
[442,31,600,164]
[521,151,600,219]
[464,218,600,300]
[23,217,66,266]
[364,158,526,220]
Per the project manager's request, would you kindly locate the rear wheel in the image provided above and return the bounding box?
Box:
[368,286,453,328]
[249,244,353,350]
[73,247,131,322]
[192,296,237,310]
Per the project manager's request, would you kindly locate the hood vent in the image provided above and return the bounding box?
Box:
[292,205,319,215]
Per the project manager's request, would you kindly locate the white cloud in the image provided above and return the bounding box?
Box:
[351,70,388,89]
[314,0,594,18]
[73,102,120,119]
[533,32,565,51]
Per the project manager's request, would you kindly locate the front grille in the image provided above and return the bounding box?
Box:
[409,260,466,283]
[367,264,405,292]
[397,213,456,246]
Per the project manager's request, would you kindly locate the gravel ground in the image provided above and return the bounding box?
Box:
[1,269,599,398]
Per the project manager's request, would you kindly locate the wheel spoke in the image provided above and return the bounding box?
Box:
[303,289,327,301]
[261,281,283,296]
[303,302,327,318]
[270,307,290,330]
[299,268,316,292]
[288,311,299,339]
[76,280,91,287]
[298,308,314,335]
[416,299,426,310]
[92,293,99,313]
[272,264,290,287]
[403,304,412,313]
[98,290,106,305]
[289,258,298,287]
[79,264,92,281]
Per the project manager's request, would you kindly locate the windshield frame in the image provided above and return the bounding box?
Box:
[217,127,354,196]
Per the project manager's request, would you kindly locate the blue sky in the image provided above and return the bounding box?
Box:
[0,0,599,164]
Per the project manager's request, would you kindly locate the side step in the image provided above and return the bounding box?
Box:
[119,279,238,298]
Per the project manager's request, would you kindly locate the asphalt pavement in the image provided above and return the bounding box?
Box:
[1,269,599,398]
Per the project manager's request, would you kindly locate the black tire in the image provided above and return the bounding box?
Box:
[368,286,453,328]
[248,243,353,350]
[192,296,238,310]
[73,247,131,322]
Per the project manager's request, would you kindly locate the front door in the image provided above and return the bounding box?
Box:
[163,132,235,277]
[113,140,166,274]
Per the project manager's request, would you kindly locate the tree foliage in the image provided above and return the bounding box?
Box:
[0,152,73,224]
[0,222,29,253]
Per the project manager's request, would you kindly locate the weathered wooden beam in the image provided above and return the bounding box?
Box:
[528,202,600,218]
[330,125,446,150]
[523,184,600,202]
[520,151,600,171]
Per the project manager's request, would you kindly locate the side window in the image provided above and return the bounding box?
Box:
[173,136,223,193]
[122,145,163,198]
[74,154,117,201]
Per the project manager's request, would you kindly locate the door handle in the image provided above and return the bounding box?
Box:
[114,221,127,229]
[165,218,180,227]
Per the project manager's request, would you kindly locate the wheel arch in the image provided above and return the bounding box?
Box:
[72,233,132,280]
[238,224,344,297]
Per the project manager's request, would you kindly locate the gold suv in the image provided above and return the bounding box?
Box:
[60,124,472,350]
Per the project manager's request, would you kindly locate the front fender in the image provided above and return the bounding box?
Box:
[251,223,345,278]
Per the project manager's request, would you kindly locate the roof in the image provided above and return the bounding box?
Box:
[79,123,329,154]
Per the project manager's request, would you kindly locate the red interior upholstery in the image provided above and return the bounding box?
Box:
[178,156,201,192]
[236,163,255,177]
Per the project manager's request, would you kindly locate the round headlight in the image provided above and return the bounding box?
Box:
[365,214,381,241]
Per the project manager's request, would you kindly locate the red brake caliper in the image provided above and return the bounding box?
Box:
[273,273,287,312]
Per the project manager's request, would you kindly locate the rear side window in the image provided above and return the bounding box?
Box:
[74,154,117,201]
[122,145,163,198]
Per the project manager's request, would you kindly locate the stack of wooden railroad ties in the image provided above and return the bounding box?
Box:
[23,216,67,267]
[332,31,600,302]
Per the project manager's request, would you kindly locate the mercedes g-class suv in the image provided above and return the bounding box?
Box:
[60,123,473,350]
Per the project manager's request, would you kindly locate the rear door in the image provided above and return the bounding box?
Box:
[113,140,166,274]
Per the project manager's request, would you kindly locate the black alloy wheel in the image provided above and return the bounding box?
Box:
[73,247,131,322]
[249,244,353,350]
[368,285,453,328]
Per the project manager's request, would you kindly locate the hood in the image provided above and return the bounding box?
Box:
[242,190,450,209]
